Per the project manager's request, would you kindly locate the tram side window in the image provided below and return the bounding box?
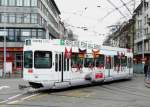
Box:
[114,55,120,67]
[71,53,83,68]
[121,56,127,67]
[64,57,66,71]
[59,54,61,71]
[105,56,112,69]
[127,57,132,68]
[24,51,32,68]
[55,54,58,72]
[95,55,104,67]
[84,57,94,68]
[34,51,52,68]
[67,59,69,71]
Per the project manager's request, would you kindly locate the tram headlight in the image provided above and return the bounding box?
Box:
[28,69,33,73]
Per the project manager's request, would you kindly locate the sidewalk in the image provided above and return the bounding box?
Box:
[0,72,22,79]
[145,79,150,88]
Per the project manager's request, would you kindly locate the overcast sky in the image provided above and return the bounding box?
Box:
[55,0,141,44]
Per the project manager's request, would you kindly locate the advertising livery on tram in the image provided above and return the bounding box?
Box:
[23,39,133,89]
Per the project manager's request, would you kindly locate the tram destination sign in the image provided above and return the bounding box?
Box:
[63,40,101,50]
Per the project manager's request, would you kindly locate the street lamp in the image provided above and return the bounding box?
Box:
[3,5,7,78]
[142,0,145,72]
[0,30,7,78]
[3,30,6,78]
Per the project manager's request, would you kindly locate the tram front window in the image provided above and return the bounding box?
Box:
[34,51,52,68]
[95,55,104,67]
[24,51,33,68]
[84,58,94,67]
[71,53,83,68]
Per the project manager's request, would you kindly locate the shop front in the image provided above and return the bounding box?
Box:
[0,47,23,77]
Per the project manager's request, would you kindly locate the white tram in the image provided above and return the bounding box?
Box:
[23,39,133,89]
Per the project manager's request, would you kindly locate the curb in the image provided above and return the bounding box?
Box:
[145,83,150,88]
[144,80,150,88]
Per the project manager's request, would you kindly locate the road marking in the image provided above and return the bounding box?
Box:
[0,86,10,90]
[21,93,40,100]
[7,100,19,104]
[0,99,9,104]
[6,93,40,104]
[0,94,23,104]
[8,94,22,100]
[0,92,26,104]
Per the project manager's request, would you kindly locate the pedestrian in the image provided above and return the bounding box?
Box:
[146,61,150,83]
[144,62,148,78]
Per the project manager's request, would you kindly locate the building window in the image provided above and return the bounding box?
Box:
[9,14,16,23]
[31,29,37,38]
[31,14,37,24]
[31,0,37,6]
[8,29,15,41]
[1,0,8,6]
[15,29,21,41]
[24,14,30,23]
[15,53,23,69]
[38,29,45,39]
[37,14,42,25]
[17,0,23,6]
[8,0,16,6]
[1,13,8,23]
[21,29,31,41]
[16,14,22,23]
[24,0,30,6]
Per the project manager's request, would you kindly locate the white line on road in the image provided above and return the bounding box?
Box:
[7,100,19,104]
[6,93,40,104]
[8,94,22,100]
[0,93,40,104]
[0,93,23,104]
[21,93,40,100]
[0,99,9,104]
[0,86,10,90]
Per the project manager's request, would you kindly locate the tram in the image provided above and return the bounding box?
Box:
[23,39,133,89]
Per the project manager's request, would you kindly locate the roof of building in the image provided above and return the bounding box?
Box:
[133,1,148,13]
[133,1,142,13]
[51,0,61,14]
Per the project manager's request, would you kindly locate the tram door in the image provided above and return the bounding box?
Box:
[63,54,71,81]
[55,52,71,82]
[55,53,62,82]
[127,57,132,75]
[105,56,112,77]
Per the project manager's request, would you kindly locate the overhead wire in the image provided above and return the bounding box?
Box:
[106,0,128,20]
[99,0,133,22]
[119,0,132,15]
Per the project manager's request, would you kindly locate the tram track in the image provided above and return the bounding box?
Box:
[0,79,149,106]
[100,84,150,99]
[0,86,135,107]
[48,91,135,102]
[0,88,41,105]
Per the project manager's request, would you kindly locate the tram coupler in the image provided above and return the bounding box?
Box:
[18,84,31,90]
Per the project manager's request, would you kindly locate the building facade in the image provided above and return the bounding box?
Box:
[0,0,61,75]
[103,20,134,51]
[134,1,150,64]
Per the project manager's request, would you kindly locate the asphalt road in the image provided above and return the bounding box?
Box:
[0,74,150,107]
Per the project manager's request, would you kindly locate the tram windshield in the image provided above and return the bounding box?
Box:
[34,51,52,68]
[95,55,104,67]
[24,51,33,68]
[71,53,83,68]
[84,58,95,67]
